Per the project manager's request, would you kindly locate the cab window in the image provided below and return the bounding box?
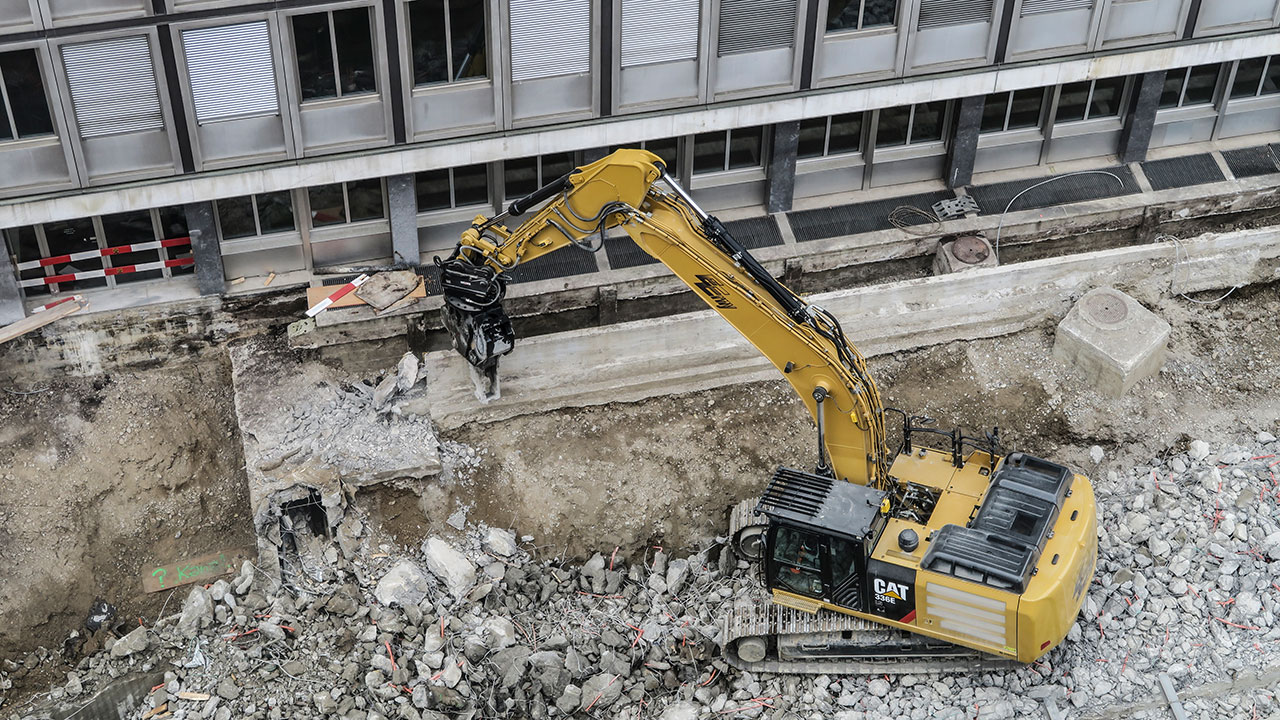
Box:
[771,527,824,598]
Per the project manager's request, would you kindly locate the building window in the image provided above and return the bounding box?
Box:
[291,8,377,101]
[1159,65,1223,109]
[1055,77,1127,123]
[217,192,297,239]
[797,113,863,158]
[609,138,681,176]
[409,0,488,86]
[693,126,766,174]
[503,152,576,199]
[308,180,385,227]
[1229,56,1280,100]
[0,49,54,141]
[416,164,490,212]
[826,0,898,32]
[980,88,1046,133]
[875,102,946,148]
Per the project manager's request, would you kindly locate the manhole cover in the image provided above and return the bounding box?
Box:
[952,235,990,264]
[1085,292,1129,324]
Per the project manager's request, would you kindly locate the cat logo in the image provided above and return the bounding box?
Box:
[693,274,736,310]
[874,578,909,604]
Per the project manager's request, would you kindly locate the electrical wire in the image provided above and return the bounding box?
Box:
[993,170,1126,261]
[887,205,942,237]
[1158,233,1241,305]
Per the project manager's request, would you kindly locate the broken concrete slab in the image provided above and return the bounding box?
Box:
[423,537,476,600]
[421,226,1280,429]
[374,560,432,608]
[355,270,422,311]
[1053,287,1171,396]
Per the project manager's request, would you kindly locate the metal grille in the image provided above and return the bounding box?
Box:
[1140,154,1225,191]
[604,236,659,269]
[62,36,164,138]
[788,191,955,242]
[1021,0,1092,15]
[759,468,833,518]
[182,22,279,124]
[718,0,798,55]
[622,0,700,66]
[918,0,993,29]
[510,0,591,81]
[507,248,600,283]
[1221,146,1280,179]
[966,167,1138,216]
[724,217,784,249]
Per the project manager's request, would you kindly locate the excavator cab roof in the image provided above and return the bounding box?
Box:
[756,467,887,543]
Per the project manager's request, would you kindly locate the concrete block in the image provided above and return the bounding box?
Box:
[933,234,997,275]
[1053,287,1170,396]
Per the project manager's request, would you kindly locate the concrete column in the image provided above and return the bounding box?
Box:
[387,173,420,267]
[765,120,800,213]
[1119,70,1167,164]
[0,246,25,325]
[184,202,224,296]
[946,95,985,189]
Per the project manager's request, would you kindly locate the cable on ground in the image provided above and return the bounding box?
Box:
[1157,233,1241,305]
[887,205,942,237]
[993,170,1126,260]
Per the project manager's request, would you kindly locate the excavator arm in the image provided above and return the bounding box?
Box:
[436,148,890,488]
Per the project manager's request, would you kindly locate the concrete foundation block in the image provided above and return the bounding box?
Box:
[1053,287,1170,396]
[933,234,997,275]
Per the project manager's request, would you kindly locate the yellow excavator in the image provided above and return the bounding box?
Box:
[435,149,1098,673]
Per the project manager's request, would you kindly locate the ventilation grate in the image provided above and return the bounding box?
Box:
[918,0,993,29]
[723,216,785,249]
[966,166,1138,216]
[1221,145,1280,179]
[788,190,955,242]
[604,236,660,269]
[1021,0,1093,15]
[507,248,601,283]
[1140,154,1225,191]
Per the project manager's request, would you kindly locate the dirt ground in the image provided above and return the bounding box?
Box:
[2,279,1278,708]
[366,281,1280,561]
[0,358,254,697]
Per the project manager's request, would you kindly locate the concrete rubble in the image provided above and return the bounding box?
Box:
[6,429,1280,720]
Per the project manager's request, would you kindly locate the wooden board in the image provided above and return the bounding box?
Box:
[0,300,87,345]
[142,547,255,593]
[306,281,427,310]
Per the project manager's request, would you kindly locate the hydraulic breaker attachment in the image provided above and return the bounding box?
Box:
[437,255,514,401]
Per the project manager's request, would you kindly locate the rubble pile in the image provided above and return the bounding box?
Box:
[5,432,1280,720]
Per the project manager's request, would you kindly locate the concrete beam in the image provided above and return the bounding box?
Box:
[946,96,985,188]
[766,121,800,213]
[422,226,1280,429]
[3,32,1279,229]
[1118,71,1167,164]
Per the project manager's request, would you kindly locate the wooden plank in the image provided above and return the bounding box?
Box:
[142,547,255,593]
[176,692,211,702]
[306,281,427,310]
[0,299,87,345]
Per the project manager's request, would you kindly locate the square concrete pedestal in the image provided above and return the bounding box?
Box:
[933,233,998,275]
[1053,287,1170,396]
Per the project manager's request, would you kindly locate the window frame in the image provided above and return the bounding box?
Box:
[500,151,583,200]
[1226,55,1280,101]
[691,126,769,176]
[306,179,389,229]
[979,88,1049,135]
[416,163,493,214]
[406,0,490,88]
[872,101,952,150]
[215,192,299,240]
[1053,76,1132,125]
[0,47,56,144]
[1158,64,1226,111]
[797,112,867,160]
[288,5,380,103]
[824,0,900,35]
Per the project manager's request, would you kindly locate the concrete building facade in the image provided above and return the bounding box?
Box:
[1,0,1279,318]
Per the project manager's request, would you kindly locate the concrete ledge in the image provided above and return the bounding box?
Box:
[423,227,1280,429]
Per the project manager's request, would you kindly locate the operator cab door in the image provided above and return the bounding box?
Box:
[767,525,868,613]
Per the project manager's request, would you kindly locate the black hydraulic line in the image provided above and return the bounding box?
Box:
[702,216,809,324]
[507,171,576,217]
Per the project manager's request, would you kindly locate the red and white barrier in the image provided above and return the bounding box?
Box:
[19,257,194,288]
[15,236,191,272]
[32,295,84,313]
[306,274,370,317]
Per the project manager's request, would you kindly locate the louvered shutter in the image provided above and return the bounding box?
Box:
[622,0,700,67]
[718,0,798,55]
[62,36,164,138]
[918,0,993,29]
[1021,0,1092,14]
[182,22,279,124]
[510,0,591,81]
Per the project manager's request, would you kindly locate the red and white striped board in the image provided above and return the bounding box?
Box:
[32,294,84,313]
[15,236,191,271]
[305,274,370,317]
[19,257,195,288]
